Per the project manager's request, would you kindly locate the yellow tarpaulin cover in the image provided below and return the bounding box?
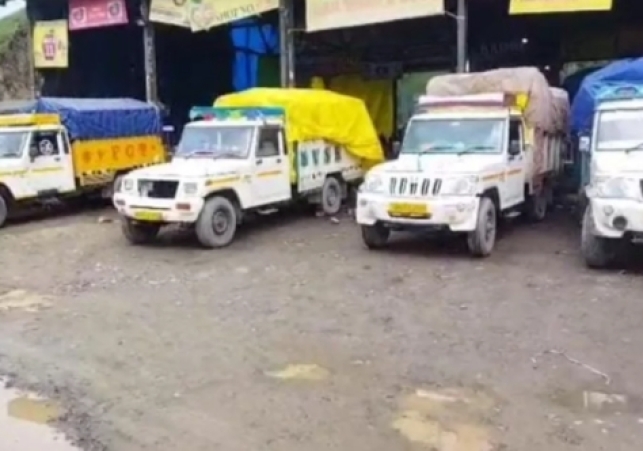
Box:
[215,88,384,171]
[509,0,612,14]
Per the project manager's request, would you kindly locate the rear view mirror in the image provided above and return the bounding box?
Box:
[579,136,590,153]
[392,141,401,157]
[508,141,520,156]
[28,146,38,161]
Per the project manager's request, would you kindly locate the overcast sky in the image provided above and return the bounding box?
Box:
[0,0,25,20]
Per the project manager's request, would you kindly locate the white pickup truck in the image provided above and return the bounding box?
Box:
[356,70,568,257]
[580,91,643,267]
[113,106,364,247]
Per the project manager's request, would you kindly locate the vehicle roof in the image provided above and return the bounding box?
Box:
[597,98,643,111]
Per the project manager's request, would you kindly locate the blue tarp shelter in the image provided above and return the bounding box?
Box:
[230,18,279,91]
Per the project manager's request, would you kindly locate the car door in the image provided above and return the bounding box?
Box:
[27,128,76,196]
[251,126,291,205]
[502,118,526,207]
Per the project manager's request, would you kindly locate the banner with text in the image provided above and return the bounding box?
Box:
[33,20,69,68]
[69,0,128,30]
[509,0,612,14]
[306,0,444,32]
[149,0,278,31]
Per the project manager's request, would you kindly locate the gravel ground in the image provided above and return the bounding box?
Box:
[1,206,643,451]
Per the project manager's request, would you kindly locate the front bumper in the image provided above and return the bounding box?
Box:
[113,193,204,223]
[589,198,643,238]
[356,193,480,232]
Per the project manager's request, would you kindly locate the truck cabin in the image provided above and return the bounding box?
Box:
[402,93,528,158]
[585,86,643,155]
[0,114,70,163]
[176,107,286,161]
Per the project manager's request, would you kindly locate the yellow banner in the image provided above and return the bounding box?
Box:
[149,0,278,31]
[509,0,613,14]
[306,0,444,32]
[33,20,69,69]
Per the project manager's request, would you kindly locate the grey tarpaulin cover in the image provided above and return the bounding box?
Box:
[425,67,567,133]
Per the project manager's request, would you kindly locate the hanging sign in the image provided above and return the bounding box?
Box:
[509,0,613,14]
[33,20,69,69]
[69,0,128,30]
[149,0,278,31]
[305,0,444,32]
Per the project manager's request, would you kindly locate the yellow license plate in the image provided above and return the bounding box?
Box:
[387,202,430,218]
[133,210,163,222]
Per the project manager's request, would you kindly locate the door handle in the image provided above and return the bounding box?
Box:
[54,157,60,162]
[276,158,281,163]
[256,159,263,165]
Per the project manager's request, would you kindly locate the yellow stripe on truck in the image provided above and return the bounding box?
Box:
[72,136,165,174]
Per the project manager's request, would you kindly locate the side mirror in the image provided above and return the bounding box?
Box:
[392,141,401,157]
[28,147,38,161]
[579,136,590,153]
[508,141,521,156]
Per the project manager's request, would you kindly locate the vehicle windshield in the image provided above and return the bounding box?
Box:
[401,118,505,155]
[0,130,29,159]
[596,110,643,151]
[175,125,253,159]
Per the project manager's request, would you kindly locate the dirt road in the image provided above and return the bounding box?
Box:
[1,207,643,451]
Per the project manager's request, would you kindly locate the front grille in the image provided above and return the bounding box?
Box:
[138,180,179,199]
[390,177,441,196]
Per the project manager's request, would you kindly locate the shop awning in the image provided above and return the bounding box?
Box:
[509,0,613,15]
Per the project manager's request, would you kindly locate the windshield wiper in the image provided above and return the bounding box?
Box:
[413,146,454,155]
[457,145,495,156]
[184,150,213,159]
[624,141,643,153]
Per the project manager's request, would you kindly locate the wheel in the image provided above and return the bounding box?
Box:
[121,217,160,245]
[0,194,8,228]
[467,196,497,257]
[524,188,548,222]
[581,205,621,269]
[361,224,390,249]
[195,196,238,248]
[321,176,343,215]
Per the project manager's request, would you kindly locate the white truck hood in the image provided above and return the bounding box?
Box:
[593,151,643,175]
[380,154,503,175]
[132,158,243,179]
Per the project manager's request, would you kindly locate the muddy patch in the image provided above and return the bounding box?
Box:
[0,382,79,450]
[0,289,52,313]
[392,387,500,451]
[265,363,330,381]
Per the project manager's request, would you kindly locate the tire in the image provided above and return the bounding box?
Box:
[467,196,497,258]
[0,194,7,228]
[121,217,160,245]
[524,188,548,222]
[321,176,343,215]
[195,196,238,248]
[581,205,621,269]
[361,224,390,249]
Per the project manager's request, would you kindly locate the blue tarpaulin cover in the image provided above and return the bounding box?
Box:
[571,59,643,134]
[0,97,162,141]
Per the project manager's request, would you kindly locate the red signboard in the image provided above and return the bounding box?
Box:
[68,0,128,30]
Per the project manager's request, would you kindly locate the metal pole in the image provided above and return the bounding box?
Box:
[456,0,468,73]
[279,0,294,87]
[27,21,37,98]
[140,0,159,103]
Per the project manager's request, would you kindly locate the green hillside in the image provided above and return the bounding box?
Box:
[0,9,26,53]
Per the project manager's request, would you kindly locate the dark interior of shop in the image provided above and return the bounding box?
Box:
[26,0,643,135]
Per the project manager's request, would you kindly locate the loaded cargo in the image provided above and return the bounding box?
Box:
[113,88,384,248]
[0,97,167,227]
[356,67,569,257]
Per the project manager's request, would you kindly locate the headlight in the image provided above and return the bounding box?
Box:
[589,176,640,199]
[122,178,134,192]
[440,176,479,196]
[360,173,384,194]
[183,182,199,195]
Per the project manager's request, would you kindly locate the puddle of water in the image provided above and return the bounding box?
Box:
[392,388,496,451]
[0,289,52,313]
[0,383,79,450]
[265,363,330,381]
[551,389,643,415]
